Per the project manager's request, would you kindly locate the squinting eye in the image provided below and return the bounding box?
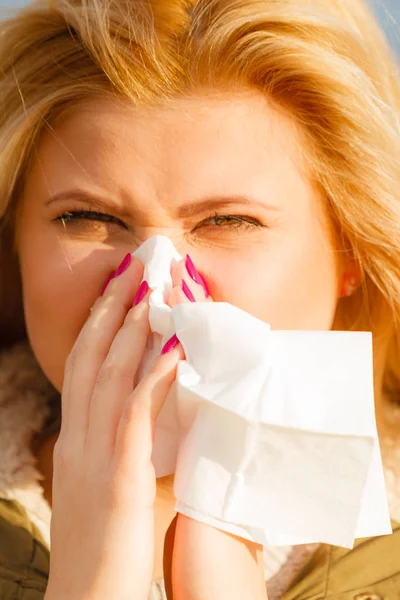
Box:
[53,209,262,233]
[54,210,127,228]
[198,213,261,230]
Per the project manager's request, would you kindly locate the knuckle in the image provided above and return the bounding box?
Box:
[123,394,148,423]
[150,355,175,379]
[96,362,117,388]
[90,295,104,313]
[53,439,76,477]
[124,304,149,328]
[96,358,129,389]
[65,301,109,372]
[64,336,90,374]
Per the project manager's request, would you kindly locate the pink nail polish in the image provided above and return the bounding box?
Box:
[115,253,132,277]
[161,334,179,355]
[101,273,115,296]
[101,253,132,296]
[133,280,149,306]
[185,254,198,282]
[185,255,210,297]
[197,272,210,298]
[182,280,196,303]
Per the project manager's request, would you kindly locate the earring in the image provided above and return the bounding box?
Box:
[340,274,358,297]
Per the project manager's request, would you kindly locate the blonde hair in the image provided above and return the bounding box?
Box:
[1,0,400,425]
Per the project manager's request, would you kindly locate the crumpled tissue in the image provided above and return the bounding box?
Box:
[132,235,391,549]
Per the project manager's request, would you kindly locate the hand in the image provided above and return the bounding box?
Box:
[165,255,268,600]
[44,254,184,600]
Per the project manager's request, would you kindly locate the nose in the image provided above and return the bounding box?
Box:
[130,227,189,257]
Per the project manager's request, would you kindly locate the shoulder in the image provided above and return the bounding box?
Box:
[281,520,400,600]
[0,497,49,599]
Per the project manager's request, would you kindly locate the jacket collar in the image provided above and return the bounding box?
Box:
[0,339,54,546]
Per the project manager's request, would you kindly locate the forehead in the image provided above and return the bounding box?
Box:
[25,89,310,210]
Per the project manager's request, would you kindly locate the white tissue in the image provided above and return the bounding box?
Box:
[131,235,391,549]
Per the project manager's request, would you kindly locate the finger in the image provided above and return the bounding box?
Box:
[85,286,152,459]
[61,254,143,443]
[170,257,212,305]
[171,258,207,301]
[169,286,191,308]
[114,343,185,479]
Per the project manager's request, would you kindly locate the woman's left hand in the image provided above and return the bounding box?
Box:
[164,255,268,600]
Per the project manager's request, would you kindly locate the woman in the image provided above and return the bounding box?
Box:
[0,0,399,598]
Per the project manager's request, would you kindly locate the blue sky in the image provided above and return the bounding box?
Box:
[370,0,400,56]
[0,0,399,57]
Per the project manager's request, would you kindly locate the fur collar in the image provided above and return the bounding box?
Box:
[0,339,55,547]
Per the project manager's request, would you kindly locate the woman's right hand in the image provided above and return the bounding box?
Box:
[44,253,183,600]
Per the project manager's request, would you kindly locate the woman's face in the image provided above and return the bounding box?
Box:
[18,90,342,392]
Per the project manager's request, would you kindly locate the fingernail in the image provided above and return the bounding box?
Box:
[133,280,149,306]
[101,272,115,296]
[185,255,209,298]
[197,272,210,298]
[185,254,199,282]
[161,334,179,355]
[101,253,133,296]
[182,280,196,303]
[115,253,132,277]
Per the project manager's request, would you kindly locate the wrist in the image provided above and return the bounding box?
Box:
[172,513,268,600]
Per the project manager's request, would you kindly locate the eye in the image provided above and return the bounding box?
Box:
[196,212,262,231]
[52,209,263,233]
[53,210,128,229]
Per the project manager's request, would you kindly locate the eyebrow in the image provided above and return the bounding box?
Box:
[44,189,272,219]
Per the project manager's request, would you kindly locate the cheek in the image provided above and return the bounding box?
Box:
[19,235,112,392]
[205,237,339,330]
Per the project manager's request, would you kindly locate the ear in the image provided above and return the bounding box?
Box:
[339,259,362,298]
